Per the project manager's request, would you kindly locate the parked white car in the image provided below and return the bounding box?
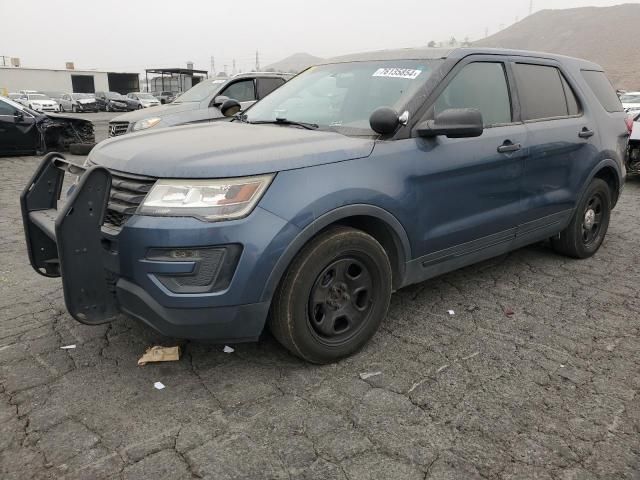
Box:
[16,93,60,112]
[127,92,161,108]
[620,92,640,112]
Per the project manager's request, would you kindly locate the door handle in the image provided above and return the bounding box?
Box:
[497,141,522,154]
[579,127,595,139]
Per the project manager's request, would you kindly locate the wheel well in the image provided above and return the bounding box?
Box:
[328,215,406,289]
[594,166,620,206]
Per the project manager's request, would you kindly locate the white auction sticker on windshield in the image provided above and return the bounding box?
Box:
[212,79,226,84]
[372,68,422,79]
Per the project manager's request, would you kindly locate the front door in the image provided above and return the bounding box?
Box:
[410,60,527,261]
[0,101,39,154]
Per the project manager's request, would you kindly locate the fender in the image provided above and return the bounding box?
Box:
[579,157,624,207]
[259,204,412,303]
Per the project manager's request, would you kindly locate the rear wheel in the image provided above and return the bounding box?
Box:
[269,226,392,364]
[552,178,611,259]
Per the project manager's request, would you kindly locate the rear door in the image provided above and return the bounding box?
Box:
[512,58,598,234]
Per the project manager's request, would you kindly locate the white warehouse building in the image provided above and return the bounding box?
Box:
[0,66,140,96]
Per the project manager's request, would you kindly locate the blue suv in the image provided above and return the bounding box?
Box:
[21,48,629,363]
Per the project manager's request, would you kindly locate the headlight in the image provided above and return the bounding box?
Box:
[132,117,162,131]
[138,175,274,221]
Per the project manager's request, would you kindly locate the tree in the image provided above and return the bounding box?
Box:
[427,40,437,48]
[449,37,457,47]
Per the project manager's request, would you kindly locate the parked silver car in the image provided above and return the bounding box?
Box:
[108,72,292,137]
[127,92,161,108]
[57,93,99,112]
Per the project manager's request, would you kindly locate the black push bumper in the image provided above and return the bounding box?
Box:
[21,153,119,325]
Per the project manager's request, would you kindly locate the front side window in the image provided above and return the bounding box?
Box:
[514,63,577,120]
[221,80,256,102]
[246,60,441,135]
[434,62,512,127]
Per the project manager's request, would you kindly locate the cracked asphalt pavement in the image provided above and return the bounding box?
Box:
[1,115,639,479]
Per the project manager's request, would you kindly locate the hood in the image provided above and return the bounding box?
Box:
[89,121,375,178]
[77,98,95,104]
[32,99,56,105]
[109,101,198,123]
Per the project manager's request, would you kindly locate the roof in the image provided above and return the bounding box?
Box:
[323,47,602,70]
[145,68,208,75]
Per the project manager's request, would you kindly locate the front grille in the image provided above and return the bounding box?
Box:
[108,121,129,137]
[103,169,156,231]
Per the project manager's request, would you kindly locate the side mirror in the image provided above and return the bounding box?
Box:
[14,110,24,122]
[416,108,483,139]
[369,106,400,135]
[212,95,228,107]
[220,98,242,117]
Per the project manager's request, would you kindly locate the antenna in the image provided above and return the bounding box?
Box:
[210,56,215,75]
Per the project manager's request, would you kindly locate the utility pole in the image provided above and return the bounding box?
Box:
[210,56,215,76]
[485,27,489,38]
[255,50,260,71]
[232,59,236,75]
[529,0,533,15]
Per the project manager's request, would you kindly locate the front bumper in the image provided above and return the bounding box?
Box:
[21,155,296,341]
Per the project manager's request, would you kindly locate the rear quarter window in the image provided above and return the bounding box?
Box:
[581,70,623,113]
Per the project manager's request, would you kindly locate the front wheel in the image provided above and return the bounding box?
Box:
[552,178,611,259]
[269,226,392,364]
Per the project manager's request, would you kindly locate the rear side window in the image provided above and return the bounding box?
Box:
[434,62,512,127]
[581,70,624,113]
[514,63,578,120]
[257,78,285,99]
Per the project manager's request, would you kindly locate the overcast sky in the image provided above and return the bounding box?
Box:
[0,0,635,74]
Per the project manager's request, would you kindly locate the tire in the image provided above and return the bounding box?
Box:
[69,143,96,155]
[552,178,611,259]
[269,226,392,364]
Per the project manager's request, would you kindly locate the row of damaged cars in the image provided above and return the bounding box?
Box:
[0,96,95,156]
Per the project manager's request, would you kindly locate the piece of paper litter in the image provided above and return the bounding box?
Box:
[60,345,76,350]
[223,346,235,353]
[153,382,165,390]
[138,346,180,366]
[448,310,455,316]
[359,372,382,380]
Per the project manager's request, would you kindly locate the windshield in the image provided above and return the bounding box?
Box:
[621,94,640,103]
[28,94,49,100]
[245,60,441,134]
[72,93,92,99]
[173,79,227,103]
[106,92,126,100]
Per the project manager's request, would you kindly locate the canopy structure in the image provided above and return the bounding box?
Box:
[145,68,208,93]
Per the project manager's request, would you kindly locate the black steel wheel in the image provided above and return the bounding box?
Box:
[552,178,611,259]
[270,226,392,364]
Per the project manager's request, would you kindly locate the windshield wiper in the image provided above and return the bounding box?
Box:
[248,117,319,130]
